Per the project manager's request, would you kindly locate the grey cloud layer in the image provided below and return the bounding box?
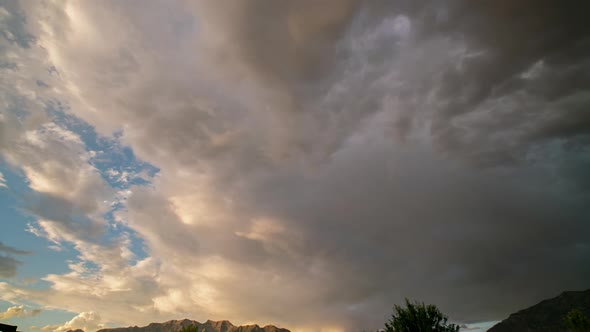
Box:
[1,1,589,331]
[0,242,32,255]
[0,243,31,278]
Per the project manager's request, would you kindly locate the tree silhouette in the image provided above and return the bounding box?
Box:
[565,309,590,332]
[384,299,459,332]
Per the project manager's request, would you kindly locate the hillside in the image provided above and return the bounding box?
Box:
[488,289,590,332]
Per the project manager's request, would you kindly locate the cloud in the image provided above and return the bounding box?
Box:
[0,305,42,320]
[0,112,113,252]
[0,243,31,278]
[190,0,359,116]
[43,312,105,332]
[0,1,589,331]
[0,242,31,255]
[0,170,6,187]
[0,256,22,278]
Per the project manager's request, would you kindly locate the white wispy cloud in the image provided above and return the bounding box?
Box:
[0,171,7,188]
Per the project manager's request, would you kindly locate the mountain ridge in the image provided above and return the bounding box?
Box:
[67,318,291,332]
[71,319,290,332]
[488,289,590,332]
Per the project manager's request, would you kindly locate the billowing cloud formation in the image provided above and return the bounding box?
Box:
[0,1,589,332]
[0,305,42,320]
[42,312,105,332]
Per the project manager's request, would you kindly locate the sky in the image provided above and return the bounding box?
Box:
[0,1,589,332]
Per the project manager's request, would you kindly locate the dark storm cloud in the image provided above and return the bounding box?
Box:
[201,0,590,165]
[197,0,359,109]
[194,0,590,325]
[227,140,590,325]
[370,0,590,166]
